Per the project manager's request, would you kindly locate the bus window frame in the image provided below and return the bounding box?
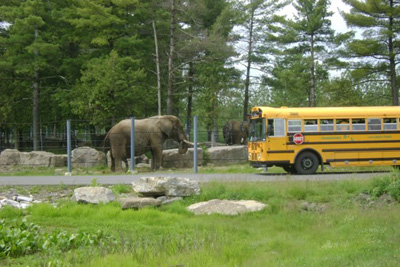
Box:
[320,119,334,132]
[352,118,366,131]
[287,119,302,133]
[367,118,382,131]
[383,118,397,130]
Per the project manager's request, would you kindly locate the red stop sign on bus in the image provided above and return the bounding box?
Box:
[293,133,304,145]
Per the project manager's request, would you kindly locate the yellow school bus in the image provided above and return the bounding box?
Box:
[248,106,400,174]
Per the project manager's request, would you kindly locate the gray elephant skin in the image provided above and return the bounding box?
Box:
[223,120,249,145]
[105,115,191,172]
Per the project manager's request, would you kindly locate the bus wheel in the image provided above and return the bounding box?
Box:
[282,165,297,174]
[294,152,319,174]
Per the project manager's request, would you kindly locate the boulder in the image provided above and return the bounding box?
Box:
[20,151,55,167]
[106,151,149,170]
[72,146,106,168]
[162,148,203,168]
[132,177,201,197]
[0,149,21,167]
[208,145,248,166]
[187,199,266,215]
[120,196,161,210]
[50,154,67,167]
[72,187,115,204]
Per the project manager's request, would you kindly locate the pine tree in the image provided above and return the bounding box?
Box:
[270,0,335,107]
[342,0,400,105]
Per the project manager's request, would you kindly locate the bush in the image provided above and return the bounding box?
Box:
[0,218,115,259]
[369,170,400,200]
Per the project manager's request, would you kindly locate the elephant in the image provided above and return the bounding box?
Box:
[105,115,192,172]
[223,120,249,145]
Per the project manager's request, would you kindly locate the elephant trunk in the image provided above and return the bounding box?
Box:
[178,140,188,154]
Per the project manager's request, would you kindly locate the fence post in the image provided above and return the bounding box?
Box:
[66,120,72,173]
[130,117,135,172]
[193,116,198,174]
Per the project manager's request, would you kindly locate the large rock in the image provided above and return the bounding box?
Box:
[50,154,67,167]
[162,148,203,168]
[0,149,21,167]
[72,187,115,204]
[187,199,266,215]
[208,145,248,166]
[106,151,149,170]
[72,146,106,168]
[20,151,55,167]
[132,177,201,197]
[120,196,161,210]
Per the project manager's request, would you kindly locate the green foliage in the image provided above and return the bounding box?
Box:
[369,170,400,200]
[1,178,400,266]
[342,0,400,105]
[0,218,114,258]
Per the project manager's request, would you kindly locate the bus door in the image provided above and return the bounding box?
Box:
[266,119,287,151]
[248,117,266,162]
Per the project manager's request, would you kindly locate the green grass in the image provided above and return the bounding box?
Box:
[1,174,400,266]
[0,163,395,176]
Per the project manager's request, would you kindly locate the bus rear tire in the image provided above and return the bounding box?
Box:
[294,152,319,175]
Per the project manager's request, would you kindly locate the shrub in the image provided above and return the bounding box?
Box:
[0,218,115,259]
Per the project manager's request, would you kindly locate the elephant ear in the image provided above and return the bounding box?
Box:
[158,117,174,138]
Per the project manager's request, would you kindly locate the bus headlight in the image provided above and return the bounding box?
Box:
[258,153,261,160]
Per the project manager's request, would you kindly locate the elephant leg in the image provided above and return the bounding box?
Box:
[123,158,129,172]
[114,157,124,172]
[151,147,162,170]
[110,153,115,172]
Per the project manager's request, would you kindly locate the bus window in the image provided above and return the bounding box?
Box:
[288,119,302,132]
[384,118,397,130]
[268,119,285,137]
[249,118,265,141]
[274,119,286,136]
[304,119,318,132]
[368,118,382,131]
[320,119,334,132]
[352,118,366,131]
[336,119,350,131]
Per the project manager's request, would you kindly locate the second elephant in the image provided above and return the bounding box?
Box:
[223,120,249,145]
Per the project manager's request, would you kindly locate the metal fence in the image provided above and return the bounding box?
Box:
[0,116,250,173]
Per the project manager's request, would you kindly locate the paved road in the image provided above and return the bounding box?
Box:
[0,172,386,186]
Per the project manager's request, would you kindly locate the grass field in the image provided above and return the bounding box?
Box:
[1,170,400,266]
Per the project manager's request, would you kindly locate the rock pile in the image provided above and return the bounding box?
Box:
[0,195,40,209]
[0,176,268,215]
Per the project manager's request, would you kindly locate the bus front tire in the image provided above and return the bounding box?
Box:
[294,152,319,175]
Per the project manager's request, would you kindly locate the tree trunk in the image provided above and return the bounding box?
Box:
[33,28,40,151]
[243,6,255,121]
[389,0,398,105]
[309,33,316,107]
[167,0,175,115]
[153,20,162,115]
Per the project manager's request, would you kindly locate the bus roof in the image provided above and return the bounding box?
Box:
[251,106,400,119]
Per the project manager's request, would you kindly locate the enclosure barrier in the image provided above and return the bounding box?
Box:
[0,115,249,173]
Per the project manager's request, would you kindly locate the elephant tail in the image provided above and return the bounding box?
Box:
[102,131,111,153]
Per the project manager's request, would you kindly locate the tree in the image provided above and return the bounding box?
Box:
[263,53,312,107]
[342,0,400,105]
[236,0,289,120]
[270,0,336,107]
[0,0,61,150]
[70,51,146,126]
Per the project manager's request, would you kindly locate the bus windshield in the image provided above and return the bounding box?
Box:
[249,118,266,141]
